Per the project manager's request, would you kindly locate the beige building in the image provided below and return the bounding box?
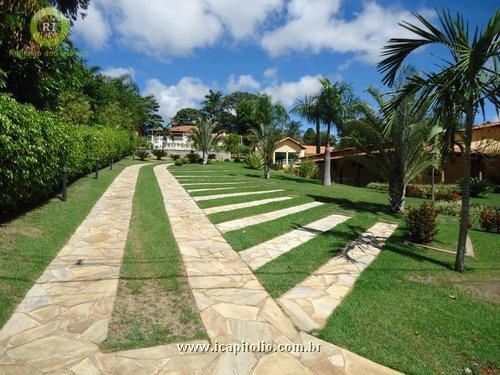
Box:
[273,137,307,166]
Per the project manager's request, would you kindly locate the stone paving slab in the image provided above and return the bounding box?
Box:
[203,196,293,215]
[278,222,398,331]
[194,189,284,202]
[240,214,350,270]
[215,201,324,233]
[187,187,238,192]
[182,181,248,186]
[0,164,144,373]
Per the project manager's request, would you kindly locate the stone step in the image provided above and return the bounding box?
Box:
[240,213,350,270]
[278,221,398,331]
[193,189,284,202]
[203,196,293,215]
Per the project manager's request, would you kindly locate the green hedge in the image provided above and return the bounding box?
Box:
[0,94,134,214]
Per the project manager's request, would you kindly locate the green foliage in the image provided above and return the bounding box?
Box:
[458,177,491,197]
[280,165,296,175]
[151,148,167,160]
[298,159,319,179]
[134,148,150,161]
[224,133,241,153]
[367,182,389,191]
[224,158,231,162]
[171,154,181,161]
[190,119,220,163]
[434,200,462,216]
[174,159,183,166]
[0,94,133,214]
[171,107,203,126]
[405,202,438,244]
[302,127,316,145]
[57,91,93,125]
[479,206,500,233]
[186,151,199,164]
[245,153,264,170]
[406,184,425,198]
[208,153,216,160]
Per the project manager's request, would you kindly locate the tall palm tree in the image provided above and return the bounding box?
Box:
[190,119,220,165]
[291,95,321,153]
[317,77,361,185]
[249,95,285,178]
[378,9,499,271]
[202,90,224,122]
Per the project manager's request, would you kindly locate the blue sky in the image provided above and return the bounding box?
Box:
[71,0,499,129]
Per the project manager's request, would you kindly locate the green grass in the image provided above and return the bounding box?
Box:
[0,157,139,327]
[168,162,499,375]
[100,164,206,352]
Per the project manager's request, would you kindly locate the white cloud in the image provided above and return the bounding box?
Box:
[263,67,278,80]
[101,66,135,78]
[73,3,110,50]
[262,75,322,106]
[261,0,423,62]
[227,74,261,92]
[143,77,209,120]
[206,0,283,39]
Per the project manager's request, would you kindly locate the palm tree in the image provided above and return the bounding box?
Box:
[285,120,302,140]
[378,9,499,271]
[190,119,220,164]
[291,95,321,153]
[249,95,285,178]
[202,90,224,122]
[317,77,361,185]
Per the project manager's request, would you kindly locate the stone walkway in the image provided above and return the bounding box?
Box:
[278,222,397,331]
[203,197,293,215]
[216,201,324,233]
[0,164,144,374]
[182,181,248,186]
[240,214,350,270]
[187,187,237,192]
[194,189,284,202]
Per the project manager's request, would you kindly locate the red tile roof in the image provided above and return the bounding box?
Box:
[170,125,196,133]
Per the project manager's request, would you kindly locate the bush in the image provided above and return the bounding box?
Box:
[135,147,150,161]
[434,200,462,216]
[234,157,241,163]
[171,154,181,161]
[208,153,217,160]
[0,94,134,214]
[224,158,231,162]
[151,148,166,160]
[298,159,318,179]
[280,165,296,175]
[245,153,264,169]
[479,206,500,233]
[406,184,425,198]
[434,188,461,201]
[367,182,389,191]
[458,177,491,197]
[174,159,183,166]
[186,151,199,164]
[405,202,438,244]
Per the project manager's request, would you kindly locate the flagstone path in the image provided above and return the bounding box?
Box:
[278,222,398,331]
[187,187,237,192]
[182,181,248,186]
[194,189,284,202]
[240,214,350,270]
[203,196,293,215]
[216,201,324,233]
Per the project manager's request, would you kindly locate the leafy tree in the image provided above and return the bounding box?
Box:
[190,119,220,164]
[291,95,321,153]
[378,9,500,271]
[221,91,259,131]
[57,91,93,125]
[225,133,241,154]
[171,107,203,126]
[202,89,224,123]
[317,77,361,185]
[303,127,316,145]
[140,95,163,134]
[235,99,259,135]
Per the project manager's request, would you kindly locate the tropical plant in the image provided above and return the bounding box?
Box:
[298,159,319,179]
[345,72,437,213]
[248,95,286,178]
[151,148,167,160]
[135,148,150,161]
[479,206,500,232]
[171,154,181,161]
[378,9,500,271]
[285,120,302,140]
[405,202,438,243]
[186,151,199,164]
[190,119,220,164]
[245,153,264,169]
[458,177,491,197]
[202,90,224,123]
[292,95,321,154]
[316,77,361,185]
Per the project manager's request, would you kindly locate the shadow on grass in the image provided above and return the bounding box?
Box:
[307,194,398,218]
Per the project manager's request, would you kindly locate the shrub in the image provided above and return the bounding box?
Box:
[196,157,204,163]
[224,158,231,162]
[479,206,500,233]
[406,184,425,198]
[367,182,389,191]
[281,165,296,175]
[186,151,199,164]
[0,94,134,214]
[234,157,241,163]
[434,200,462,216]
[171,154,181,161]
[208,153,217,160]
[174,159,183,166]
[405,202,438,244]
[458,177,491,197]
[151,148,166,160]
[298,159,318,179]
[245,153,264,169]
[434,188,461,201]
[135,147,150,161]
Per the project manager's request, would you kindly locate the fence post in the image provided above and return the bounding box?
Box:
[62,165,67,202]
[95,158,99,180]
[110,157,113,170]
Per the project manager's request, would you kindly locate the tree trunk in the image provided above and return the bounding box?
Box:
[315,117,321,154]
[388,171,406,213]
[264,163,270,179]
[431,166,435,201]
[202,149,208,165]
[455,105,474,272]
[323,122,332,186]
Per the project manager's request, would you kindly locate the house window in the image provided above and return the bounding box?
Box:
[275,152,287,164]
[288,152,300,164]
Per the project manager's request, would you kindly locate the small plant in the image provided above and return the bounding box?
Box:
[245,153,264,170]
[186,151,199,164]
[479,206,500,233]
[367,182,389,191]
[434,187,461,201]
[135,147,150,161]
[174,159,183,166]
[234,157,241,163]
[298,159,318,179]
[224,158,231,162]
[281,165,296,175]
[434,200,462,216]
[208,153,217,160]
[458,177,491,197]
[171,154,181,161]
[405,202,438,244]
[406,184,425,198]
[151,148,167,160]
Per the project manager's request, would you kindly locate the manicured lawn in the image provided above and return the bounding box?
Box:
[0,157,139,327]
[172,161,499,375]
[100,164,206,352]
